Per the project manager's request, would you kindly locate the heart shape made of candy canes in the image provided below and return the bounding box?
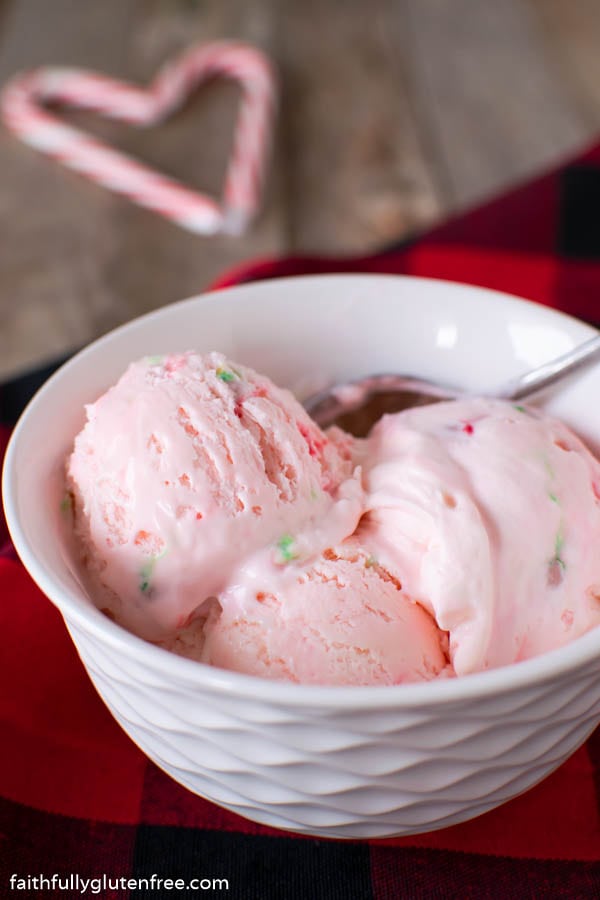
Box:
[0,41,276,235]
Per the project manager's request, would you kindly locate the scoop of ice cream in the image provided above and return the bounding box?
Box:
[165,542,450,686]
[67,349,600,686]
[67,351,363,639]
[359,398,600,675]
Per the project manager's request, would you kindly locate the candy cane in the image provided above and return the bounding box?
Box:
[0,41,277,235]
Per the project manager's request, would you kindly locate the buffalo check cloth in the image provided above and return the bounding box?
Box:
[3,141,600,899]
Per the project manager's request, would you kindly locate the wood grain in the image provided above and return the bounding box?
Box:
[4,0,600,379]
[276,0,443,254]
[0,0,284,380]
[529,0,600,129]
[392,0,590,211]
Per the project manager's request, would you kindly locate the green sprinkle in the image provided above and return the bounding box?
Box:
[365,555,377,568]
[277,534,297,563]
[138,548,166,594]
[139,560,154,594]
[548,492,559,504]
[60,493,72,514]
[555,526,565,558]
[513,404,527,413]
[310,488,319,500]
[216,367,235,383]
[146,355,164,366]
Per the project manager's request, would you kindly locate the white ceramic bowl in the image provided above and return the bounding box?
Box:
[4,274,600,839]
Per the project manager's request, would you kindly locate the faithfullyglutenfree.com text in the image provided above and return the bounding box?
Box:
[9,873,230,894]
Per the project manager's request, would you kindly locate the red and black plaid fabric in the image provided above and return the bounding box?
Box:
[3,141,600,899]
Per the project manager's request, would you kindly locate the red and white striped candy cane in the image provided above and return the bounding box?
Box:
[0,41,277,235]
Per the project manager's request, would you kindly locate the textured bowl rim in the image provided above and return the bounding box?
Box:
[4,273,600,709]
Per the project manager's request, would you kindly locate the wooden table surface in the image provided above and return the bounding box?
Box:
[2,0,600,380]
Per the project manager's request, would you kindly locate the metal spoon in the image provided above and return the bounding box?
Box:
[305,332,600,431]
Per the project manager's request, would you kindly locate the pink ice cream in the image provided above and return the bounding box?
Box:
[169,542,450,685]
[67,351,363,640]
[67,353,600,685]
[359,398,600,675]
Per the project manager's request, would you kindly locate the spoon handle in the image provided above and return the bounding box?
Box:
[497,332,600,401]
[305,331,600,429]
